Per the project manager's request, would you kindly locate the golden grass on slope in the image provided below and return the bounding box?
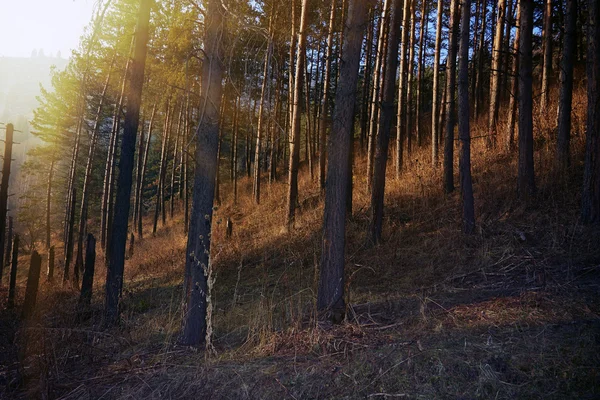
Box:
[2,82,600,399]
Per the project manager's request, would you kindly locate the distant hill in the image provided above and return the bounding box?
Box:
[0,54,68,123]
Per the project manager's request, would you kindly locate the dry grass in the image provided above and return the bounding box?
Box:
[1,83,600,399]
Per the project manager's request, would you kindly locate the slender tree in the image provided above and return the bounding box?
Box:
[181,0,225,346]
[319,0,337,190]
[104,0,151,325]
[443,0,460,193]
[370,0,403,244]
[506,1,521,151]
[582,0,600,223]
[540,0,553,113]
[488,0,507,148]
[318,0,368,323]
[458,0,475,234]
[517,0,535,199]
[395,0,411,178]
[431,0,444,165]
[367,0,390,190]
[557,0,578,171]
[286,0,310,230]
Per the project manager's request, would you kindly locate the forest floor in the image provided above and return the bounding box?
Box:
[1,131,600,399]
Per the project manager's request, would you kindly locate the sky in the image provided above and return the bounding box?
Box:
[0,0,96,58]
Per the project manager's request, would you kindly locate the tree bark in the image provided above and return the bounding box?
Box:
[286,0,310,230]
[506,1,521,151]
[22,251,42,319]
[254,16,274,204]
[137,103,156,238]
[517,0,535,199]
[370,0,403,244]
[406,0,417,155]
[45,160,54,250]
[475,0,488,117]
[458,0,475,234]
[443,0,460,193]
[431,0,444,166]
[488,0,507,148]
[75,68,112,283]
[582,0,600,224]
[319,0,337,190]
[395,0,411,178]
[367,0,390,190]
[101,48,132,249]
[170,106,183,217]
[415,0,428,147]
[181,0,224,346]
[557,0,577,171]
[318,0,368,323]
[153,102,171,234]
[104,0,151,326]
[540,0,553,113]
[7,235,18,308]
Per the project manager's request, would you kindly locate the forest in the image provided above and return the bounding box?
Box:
[1,0,599,398]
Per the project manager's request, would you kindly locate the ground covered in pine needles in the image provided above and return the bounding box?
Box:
[2,116,600,399]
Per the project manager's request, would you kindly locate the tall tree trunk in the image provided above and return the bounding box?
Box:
[75,68,112,282]
[431,0,444,165]
[367,0,390,190]
[170,106,183,217]
[101,46,133,250]
[285,0,310,230]
[133,115,145,230]
[319,0,337,190]
[540,0,553,113]
[443,0,460,193]
[582,0,600,224]
[360,8,375,151]
[506,1,521,151]
[370,0,403,244]
[64,114,83,274]
[46,160,55,250]
[488,0,507,148]
[517,0,535,199]
[475,0,488,117]
[153,103,171,234]
[318,0,367,323]
[502,0,515,101]
[305,53,314,180]
[104,0,151,326]
[557,0,577,171]
[181,0,224,346]
[395,0,412,178]
[415,0,428,147]
[254,18,274,204]
[137,103,156,238]
[233,95,240,203]
[458,0,475,234]
[406,0,417,155]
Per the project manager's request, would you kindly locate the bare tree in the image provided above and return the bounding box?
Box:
[319,0,337,190]
[458,0,475,234]
[431,0,444,165]
[181,0,225,346]
[582,0,600,223]
[104,0,151,325]
[286,0,310,230]
[557,0,577,171]
[540,0,553,113]
[318,0,369,323]
[443,0,460,193]
[517,0,535,199]
[370,0,403,244]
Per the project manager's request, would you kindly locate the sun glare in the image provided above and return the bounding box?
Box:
[0,0,95,58]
